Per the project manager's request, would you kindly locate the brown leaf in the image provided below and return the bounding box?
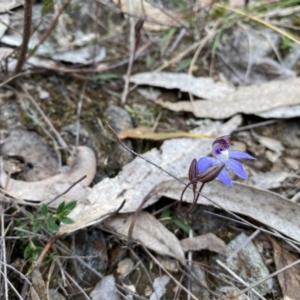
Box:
[270,237,300,299]
[104,212,186,265]
[117,126,212,140]
[180,233,227,255]
[30,263,48,300]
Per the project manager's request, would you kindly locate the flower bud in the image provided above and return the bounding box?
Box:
[197,163,225,183]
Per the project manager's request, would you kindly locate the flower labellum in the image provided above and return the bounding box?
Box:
[197,135,255,186]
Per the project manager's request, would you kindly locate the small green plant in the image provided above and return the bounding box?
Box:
[280,35,294,51]
[160,207,190,234]
[15,201,76,260]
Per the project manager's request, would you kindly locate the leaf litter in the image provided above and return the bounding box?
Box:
[2,1,300,298]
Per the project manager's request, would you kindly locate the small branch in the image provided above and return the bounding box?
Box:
[14,0,33,74]
[121,18,144,104]
[127,191,154,247]
[46,175,87,206]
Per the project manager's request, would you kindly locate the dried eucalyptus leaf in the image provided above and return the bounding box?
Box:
[156,78,300,119]
[180,233,227,255]
[129,72,234,100]
[104,212,185,264]
[153,179,300,243]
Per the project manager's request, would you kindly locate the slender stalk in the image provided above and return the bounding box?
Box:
[14,0,33,74]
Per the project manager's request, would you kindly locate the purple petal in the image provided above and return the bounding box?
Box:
[229,150,255,160]
[217,168,233,186]
[197,157,215,173]
[225,159,247,179]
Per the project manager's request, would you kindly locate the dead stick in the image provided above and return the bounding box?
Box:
[14,0,33,74]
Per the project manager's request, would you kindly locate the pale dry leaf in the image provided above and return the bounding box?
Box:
[156,78,300,119]
[0,0,24,12]
[59,116,242,234]
[223,232,273,295]
[256,105,300,119]
[51,45,106,64]
[113,0,178,31]
[129,72,234,100]
[152,179,300,243]
[270,237,300,300]
[251,171,289,189]
[156,257,178,272]
[180,233,227,255]
[0,14,9,38]
[117,258,134,278]
[104,212,185,264]
[0,47,13,61]
[150,275,170,300]
[90,275,120,300]
[253,133,284,155]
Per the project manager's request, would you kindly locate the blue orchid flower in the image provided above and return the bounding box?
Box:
[197,136,254,186]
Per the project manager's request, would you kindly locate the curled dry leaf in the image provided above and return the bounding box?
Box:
[180,233,227,255]
[104,211,185,265]
[0,146,96,206]
[155,78,300,119]
[59,116,242,234]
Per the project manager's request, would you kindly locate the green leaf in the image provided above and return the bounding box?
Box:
[24,244,33,259]
[24,241,36,259]
[56,202,65,215]
[62,201,77,215]
[160,208,171,219]
[40,204,48,217]
[93,73,120,80]
[42,0,53,16]
[32,219,42,232]
[46,215,59,232]
[32,247,43,261]
[175,58,192,72]
[59,217,74,224]
[171,218,190,234]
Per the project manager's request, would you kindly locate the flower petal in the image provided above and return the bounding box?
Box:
[225,159,247,179]
[217,168,233,186]
[197,157,215,173]
[229,150,255,160]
